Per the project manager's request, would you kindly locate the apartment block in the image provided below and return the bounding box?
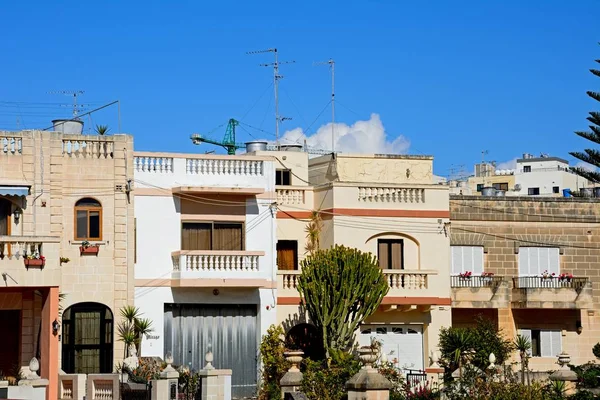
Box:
[0,128,134,399]
[267,147,452,376]
[450,195,600,371]
[133,151,278,398]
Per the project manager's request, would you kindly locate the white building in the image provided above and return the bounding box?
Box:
[514,154,590,196]
[133,152,277,398]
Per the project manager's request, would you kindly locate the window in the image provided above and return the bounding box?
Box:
[61,302,114,374]
[276,169,291,186]
[277,240,298,270]
[553,186,560,194]
[0,199,11,236]
[528,187,540,195]
[378,239,403,269]
[519,329,561,357]
[451,246,484,275]
[493,183,509,191]
[476,184,484,192]
[74,198,102,241]
[524,165,532,173]
[518,247,559,276]
[181,222,243,251]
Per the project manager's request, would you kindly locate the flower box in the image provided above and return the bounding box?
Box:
[24,258,45,269]
[80,245,100,256]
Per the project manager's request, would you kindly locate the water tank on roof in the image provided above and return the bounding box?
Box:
[481,187,497,197]
[52,119,84,134]
[581,188,593,198]
[245,141,268,152]
[495,190,506,197]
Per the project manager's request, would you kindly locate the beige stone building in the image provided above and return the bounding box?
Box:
[265,148,452,375]
[0,129,134,398]
[450,195,600,371]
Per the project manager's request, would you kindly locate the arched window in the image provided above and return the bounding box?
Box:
[74,198,102,241]
[61,302,113,374]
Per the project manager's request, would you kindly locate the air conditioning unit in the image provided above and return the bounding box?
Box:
[514,184,522,191]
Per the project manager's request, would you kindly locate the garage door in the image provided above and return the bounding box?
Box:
[359,325,424,372]
[164,304,257,399]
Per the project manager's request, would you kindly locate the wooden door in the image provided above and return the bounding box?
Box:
[0,310,20,376]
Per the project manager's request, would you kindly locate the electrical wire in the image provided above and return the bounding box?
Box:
[239,81,274,122]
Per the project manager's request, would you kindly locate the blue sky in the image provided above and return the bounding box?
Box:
[1,0,599,177]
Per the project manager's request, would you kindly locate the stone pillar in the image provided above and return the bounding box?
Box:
[17,357,49,400]
[199,350,232,400]
[346,348,392,400]
[280,351,304,397]
[549,352,578,396]
[40,287,59,400]
[151,353,179,400]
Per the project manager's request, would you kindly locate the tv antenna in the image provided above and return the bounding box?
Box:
[49,90,85,117]
[314,58,335,152]
[246,48,295,147]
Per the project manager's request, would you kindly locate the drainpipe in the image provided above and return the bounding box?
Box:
[32,132,45,235]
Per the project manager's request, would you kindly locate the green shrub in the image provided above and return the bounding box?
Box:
[301,353,360,400]
[571,363,600,389]
[258,325,289,400]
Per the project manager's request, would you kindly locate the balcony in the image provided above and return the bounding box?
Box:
[276,269,441,304]
[0,235,61,287]
[276,186,311,207]
[450,275,510,308]
[171,250,268,287]
[512,276,593,309]
[134,153,272,193]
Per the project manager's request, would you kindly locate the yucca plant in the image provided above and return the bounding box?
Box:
[515,334,532,385]
[117,305,153,358]
[95,124,110,135]
[304,210,322,254]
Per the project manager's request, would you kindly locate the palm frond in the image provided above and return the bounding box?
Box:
[120,305,141,323]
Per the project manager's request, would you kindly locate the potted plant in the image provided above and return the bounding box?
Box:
[80,241,100,256]
[59,257,70,266]
[541,270,555,280]
[24,252,45,269]
[459,271,472,280]
[558,273,573,283]
[481,271,494,283]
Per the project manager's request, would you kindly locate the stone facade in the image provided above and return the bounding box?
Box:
[450,195,600,370]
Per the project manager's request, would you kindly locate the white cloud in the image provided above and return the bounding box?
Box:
[574,161,598,172]
[495,158,517,170]
[279,113,410,154]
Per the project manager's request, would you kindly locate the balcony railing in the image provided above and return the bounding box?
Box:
[62,139,114,158]
[172,250,264,280]
[384,270,431,291]
[513,276,588,292]
[134,156,174,173]
[1,136,22,155]
[186,158,263,176]
[0,236,54,259]
[358,187,426,203]
[276,187,308,206]
[451,275,504,288]
[278,270,301,290]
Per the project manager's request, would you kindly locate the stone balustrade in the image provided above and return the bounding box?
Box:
[134,156,174,173]
[358,186,426,203]
[278,270,301,295]
[276,187,308,206]
[62,139,114,158]
[0,239,43,260]
[86,374,119,400]
[172,251,265,283]
[186,158,263,176]
[0,135,22,155]
[59,373,86,400]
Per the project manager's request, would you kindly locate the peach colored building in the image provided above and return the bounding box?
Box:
[450,195,600,371]
[265,149,452,375]
[0,129,134,399]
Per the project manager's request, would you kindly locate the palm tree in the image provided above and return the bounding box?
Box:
[515,335,531,385]
[443,328,474,380]
[95,125,110,135]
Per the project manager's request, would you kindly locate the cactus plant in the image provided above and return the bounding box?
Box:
[297,245,389,360]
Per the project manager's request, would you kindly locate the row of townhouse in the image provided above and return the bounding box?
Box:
[0,130,598,399]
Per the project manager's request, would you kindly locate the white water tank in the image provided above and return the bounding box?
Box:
[52,119,84,134]
[245,141,268,152]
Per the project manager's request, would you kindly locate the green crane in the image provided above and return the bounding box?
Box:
[190,118,245,155]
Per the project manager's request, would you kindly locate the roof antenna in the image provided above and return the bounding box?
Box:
[314,59,335,152]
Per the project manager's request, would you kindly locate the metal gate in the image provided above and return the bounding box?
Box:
[164,304,258,399]
[121,381,152,400]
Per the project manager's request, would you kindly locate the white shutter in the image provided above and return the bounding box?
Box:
[518,329,533,356]
[451,247,462,274]
[541,331,553,357]
[550,331,562,357]
[518,248,531,276]
[538,248,549,276]
[472,247,484,275]
[548,248,560,275]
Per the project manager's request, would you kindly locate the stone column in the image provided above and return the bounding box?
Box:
[346,348,392,400]
[549,352,578,396]
[151,353,179,400]
[280,350,304,397]
[199,350,232,400]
